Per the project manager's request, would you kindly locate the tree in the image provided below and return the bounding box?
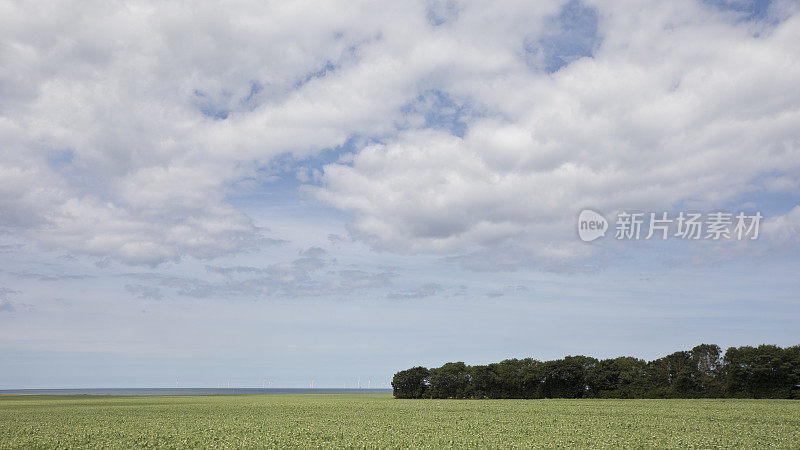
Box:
[392,344,800,400]
[690,344,722,397]
[724,345,799,398]
[493,359,524,398]
[645,351,696,397]
[519,358,544,399]
[489,358,542,398]
[469,364,498,399]
[429,362,471,398]
[586,357,646,398]
[540,356,596,398]
[391,366,430,399]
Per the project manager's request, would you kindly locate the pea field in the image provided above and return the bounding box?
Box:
[1,394,798,448]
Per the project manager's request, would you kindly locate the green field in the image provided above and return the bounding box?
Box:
[1,394,799,448]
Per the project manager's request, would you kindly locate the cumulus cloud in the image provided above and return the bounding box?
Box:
[2,0,799,269]
[309,0,800,266]
[6,0,529,264]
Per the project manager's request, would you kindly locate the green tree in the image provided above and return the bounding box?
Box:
[391,366,430,399]
[429,362,471,398]
[723,345,799,398]
[586,357,646,398]
[690,343,722,397]
[391,343,800,400]
[540,356,596,398]
[468,364,498,399]
[645,351,696,397]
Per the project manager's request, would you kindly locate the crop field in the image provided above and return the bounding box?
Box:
[1,394,799,448]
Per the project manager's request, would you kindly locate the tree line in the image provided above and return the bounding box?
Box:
[392,344,800,399]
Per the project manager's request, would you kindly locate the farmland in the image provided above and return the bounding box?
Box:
[1,394,799,448]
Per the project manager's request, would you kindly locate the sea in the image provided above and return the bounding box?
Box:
[0,388,392,396]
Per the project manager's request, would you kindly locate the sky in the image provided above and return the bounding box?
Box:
[1,0,799,389]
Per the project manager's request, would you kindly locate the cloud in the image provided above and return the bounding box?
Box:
[387,282,443,299]
[125,284,164,301]
[0,286,33,313]
[2,0,799,270]
[4,270,91,282]
[656,205,800,266]
[764,205,800,246]
[701,0,798,23]
[485,284,531,298]
[2,1,502,265]
[310,1,800,267]
[123,246,393,299]
[0,287,17,312]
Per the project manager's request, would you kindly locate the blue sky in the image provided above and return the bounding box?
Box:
[1,0,799,388]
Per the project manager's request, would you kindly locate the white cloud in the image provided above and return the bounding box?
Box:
[2,0,798,268]
[766,205,800,246]
[310,1,800,264]
[0,1,444,264]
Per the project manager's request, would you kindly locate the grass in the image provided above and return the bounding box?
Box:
[1,394,799,448]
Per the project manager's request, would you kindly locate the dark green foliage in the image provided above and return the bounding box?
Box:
[586,356,647,398]
[723,345,800,398]
[468,364,499,399]
[489,358,542,399]
[645,350,696,397]
[540,356,597,399]
[393,344,800,399]
[429,362,471,398]
[391,366,430,399]
[691,343,724,397]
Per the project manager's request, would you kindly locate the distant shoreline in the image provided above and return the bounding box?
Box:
[0,388,392,396]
